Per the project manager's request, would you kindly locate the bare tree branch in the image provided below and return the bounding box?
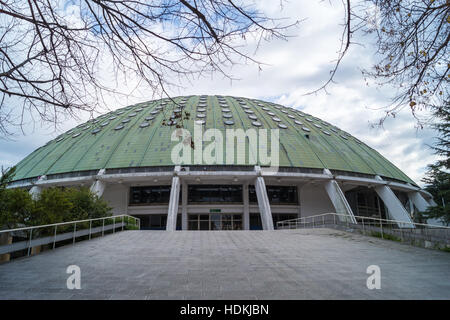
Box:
[0,0,297,137]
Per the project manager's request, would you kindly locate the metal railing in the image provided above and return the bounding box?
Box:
[0,215,140,259]
[277,213,450,248]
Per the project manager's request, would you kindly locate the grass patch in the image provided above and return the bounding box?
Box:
[125,224,140,230]
[370,231,401,242]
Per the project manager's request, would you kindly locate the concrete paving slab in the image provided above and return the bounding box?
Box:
[0,229,449,300]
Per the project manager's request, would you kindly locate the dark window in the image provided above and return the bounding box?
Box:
[149,214,167,230]
[249,185,257,203]
[130,186,171,205]
[272,213,298,229]
[133,215,150,229]
[249,185,298,204]
[133,214,181,230]
[250,214,262,230]
[188,185,243,203]
[345,187,387,219]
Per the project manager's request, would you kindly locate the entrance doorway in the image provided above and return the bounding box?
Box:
[188,214,243,230]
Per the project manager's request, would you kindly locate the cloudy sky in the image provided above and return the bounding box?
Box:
[0,1,439,186]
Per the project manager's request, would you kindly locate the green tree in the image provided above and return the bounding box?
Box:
[1,170,112,232]
[420,102,449,225]
[421,164,450,225]
[31,188,74,226]
[1,188,33,229]
[0,166,17,227]
[66,187,111,221]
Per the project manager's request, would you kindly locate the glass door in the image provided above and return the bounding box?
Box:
[188,214,243,230]
[210,214,221,230]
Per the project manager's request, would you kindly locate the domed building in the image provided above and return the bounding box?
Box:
[9,95,435,231]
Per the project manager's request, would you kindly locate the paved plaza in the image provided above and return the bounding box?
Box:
[0,229,449,300]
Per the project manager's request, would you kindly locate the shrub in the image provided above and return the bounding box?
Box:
[0,185,112,229]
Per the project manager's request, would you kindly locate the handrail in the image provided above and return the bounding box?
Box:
[276,212,449,249]
[277,212,450,230]
[0,215,140,259]
[0,214,140,234]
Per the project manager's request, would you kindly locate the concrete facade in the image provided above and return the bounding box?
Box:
[22,165,440,230]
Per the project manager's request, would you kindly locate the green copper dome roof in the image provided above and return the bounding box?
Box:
[11,95,415,185]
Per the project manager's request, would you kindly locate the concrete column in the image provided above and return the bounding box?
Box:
[90,169,106,197]
[323,179,357,224]
[29,175,46,200]
[166,166,181,231]
[426,196,438,207]
[408,191,443,225]
[254,166,274,230]
[374,176,414,228]
[90,180,106,197]
[408,191,431,212]
[243,183,250,230]
[181,181,188,230]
